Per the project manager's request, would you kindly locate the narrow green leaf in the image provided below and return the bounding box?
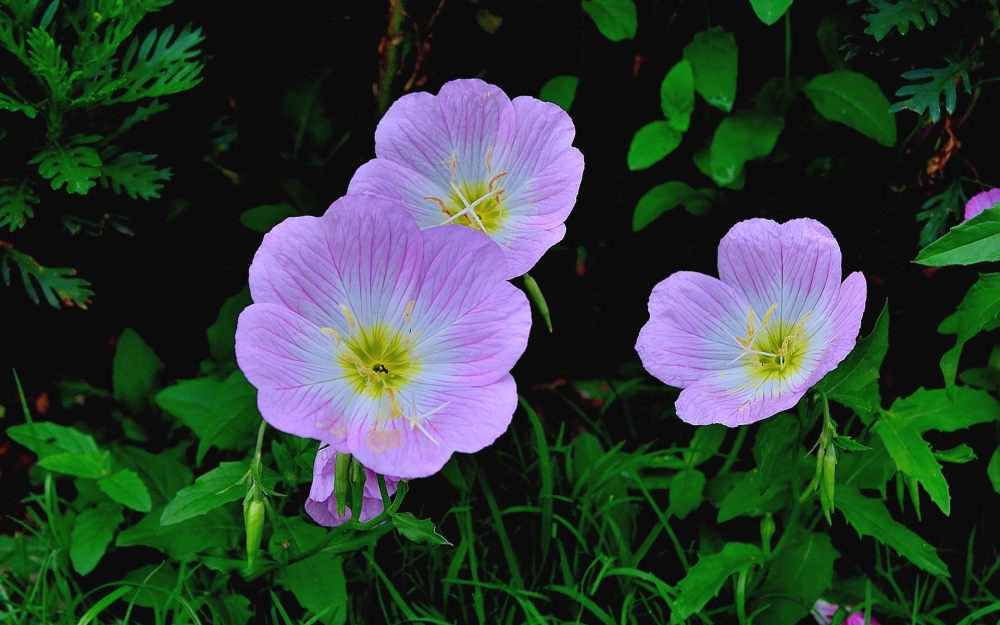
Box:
[749,0,794,26]
[862,0,958,41]
[915,209,1000,266]
[683,27,738,113]
[805,71,897,146]
[38,451,105,479]
[160,461,248,525]
[988,448,1000,494]
[0,181,39,231]
[0,245,93,308]
[674,542,764,620]
[113,328,165,412]
[835,484,948,577]
[99,152,171,200]
[708,111,783,186]
[669,468,705,519]
[0,90,37,118]
[107,24,205,103]
[581,0,637,42]
[70,503,124,575]
[239,203,297,234]
[890,56,976,123]
[98,469,153,512]
[627,121,683,171]
[6,421,102,459]
[872,413,950,515]
[821,301,889,420]
[633,182,716,231]
[391,512,452,545]
[935,274,1000,387]
[933,444,975,463]
[660,60,694,131]
[539,76,580,112]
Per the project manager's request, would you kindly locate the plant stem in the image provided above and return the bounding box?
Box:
[377,0,407,118]
[719,426,748,474]
[784,9,791,80]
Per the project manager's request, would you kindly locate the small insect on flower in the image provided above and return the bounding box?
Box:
[235,195,531,478]
[348,78,584,279]
[635,218,866,427]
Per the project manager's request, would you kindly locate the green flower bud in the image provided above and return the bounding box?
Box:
[760,513,775,556]
[334,452,352,517]
[820,444,837,524]
[244,497,266,568]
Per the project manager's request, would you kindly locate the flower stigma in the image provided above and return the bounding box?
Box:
[729,304,813,378]
[423,147,508,234]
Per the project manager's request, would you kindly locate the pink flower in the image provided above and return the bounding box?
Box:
[963,188,1000,221]
[305,447,399,526]
[635,218,866,426]
[348,78,584,279]
[235,195,531,478]
[812,599,882,625]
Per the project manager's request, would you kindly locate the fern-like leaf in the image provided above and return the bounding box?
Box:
[0,180,39,231]
[0,243,93,308]
[0,89,36,117]
[861,0,959,41]
[916,178,965,247]
[106,24,204,103]
[890,56,976,122]
[28,134,103,194]
[100,152,171,200]
[26,26,73,96]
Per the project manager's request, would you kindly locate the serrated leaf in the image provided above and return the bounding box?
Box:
[160,461,248,525]
[627,121,683,171]
[886,386,1000,433]
[805,71,896,146]
[821,301,889,420]
[581,0,637,42]
[391,512,452,545]
[28,135,102,194]
[683,27,738,113]
[0,181,39,231]
[99,152,171,200]
[0,90,37,118]
[632,182,716,231]
[916,177,964,247]
[98,469,152,512]
[70,503,123,575]
[660,60,694,131]
[669,468,705,519]
[935,274,1000,388]
[708,111,784,186]
[0,245,93,307]
[539,75,579,112]
[750,0,794,25]
[26,26,70,95]
[834,435,872,452]
[890,56,975,122]
[113,328,165,412]
[674,543,764,620]
[836,484,948,577]
[107,24,204,103]
[916,208,1000,266]
[717,468,789,522]
[239,203,297,234]
[861,0,958,41]
[872,412,950,515]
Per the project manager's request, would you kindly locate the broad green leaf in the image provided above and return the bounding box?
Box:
[817,15,850,71]
[933,444,975,463]
[915,209,1000,266]
[121,564,179,610]
[840,436,895,496]
[38,451,106,479]
[872,413,950,515]
[28,135,102,194]
[113,328,165,412]
[890,56,975,123]
[117,505,240,560]
[632,182,716,231]
[693,148,745,190]
[683,27,738,113]
[99,152,171,200]
[206,287,252,364]
[805,71,896,147]
[717,468,789,522]
[6,421,102,459]
[98,469,153,512]
[753,532,837,624]
[935,274,1000,387]
[752,413,799,486]
[239,203,297,234]
[156,377,222,429]
[674,542,764,620]
[708,111,783,186]
[277,553,348,625]
[660,60,694,131]
[70,503,123,575]
[115,446,194,506]
[627,121,683,171]
[669,469,705,519]
[749,0,793,25]
[268,516,328,556]
[280,73,333,159]
[821,301,889,421]
[988,447,1000,494]
[581,0,637,42]
[391,512,452,545]
[862,0,958,41]
[539,76,580,112]
[836,484,948,577]
[196,370,261,464]
[107,24,204,103]
[160,461,248,525]
[0,245,93,308]
[886,386,1000,434]
[0,181,39,231]
[683,424,727,467]
[218,595,253,625]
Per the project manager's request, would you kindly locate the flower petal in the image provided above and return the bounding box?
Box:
[348,160,454,229]
[674,366,807,427]
[964,188,1000,221]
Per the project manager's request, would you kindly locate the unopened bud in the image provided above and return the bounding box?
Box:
[244,497,265,568]
[760,513,775,556]
[334,452,352,517]
[820,445,837,524]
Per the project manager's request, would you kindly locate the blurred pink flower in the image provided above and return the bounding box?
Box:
[635,218,866,426]
[305,447,399,526]
[235,195,531,478]
[348,78,584,279]
[812,599,882,625]
[963,188,1000,221]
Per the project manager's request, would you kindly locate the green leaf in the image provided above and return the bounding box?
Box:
[669,468,705,519]
[872,412,950,515]
[821,301,889,420]
[916,177,964,247]
[107,24,204,103]
[98,469,153,512]
[717,468,789,522]
[70,503,124,575]
[749,0,794,25]
[28,135,103,194]
[835,484,948,577]
[753,532,838,624]
[752,413,799,486]
[26,26,70,95]
[239,203,297,234]
[673,542,764,620]
[581,0,637,42]
[391,512,452,545]
[206,287,253,363]
[890,56,976,122]
[0,89,37,118]
[627,121,683,171]
[988,447,1000,494]
[840,436,895,496]
[118,506,240,560]
[683,424,727,467]
[708,111,784,186]
[113,328,165,412]
[99,152,171,200]
[834,435,872,452]
[886,386,1000,434]
[196,370,260,463]
[916,208,1000,266]
[539,75,580,112]
[160,461,248,525]
[862,0,958,41]
[693,148,745,190]
[0,181,39,231]
[277,553,348,625]
[115,446,193,506]
[935,274,1000,387]
[156,376,221,429]
[683,27,738,113]
[817,15,850,71]
[6,421,102,459]
[805,71,896,146]
[38,451,106,479]
[660,60,694,131]
[933,444,975,463]
[632,182,718,231]
[0,244,93,308]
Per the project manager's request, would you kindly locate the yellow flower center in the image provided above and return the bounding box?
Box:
[424,147,508,235]
[731,304,812,379]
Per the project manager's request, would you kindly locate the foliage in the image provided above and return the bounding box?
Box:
[861,0,960,41]
[890,55,977,122]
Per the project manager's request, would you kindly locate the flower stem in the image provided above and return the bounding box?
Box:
[784,9,792,80]
[719,426,748,474]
